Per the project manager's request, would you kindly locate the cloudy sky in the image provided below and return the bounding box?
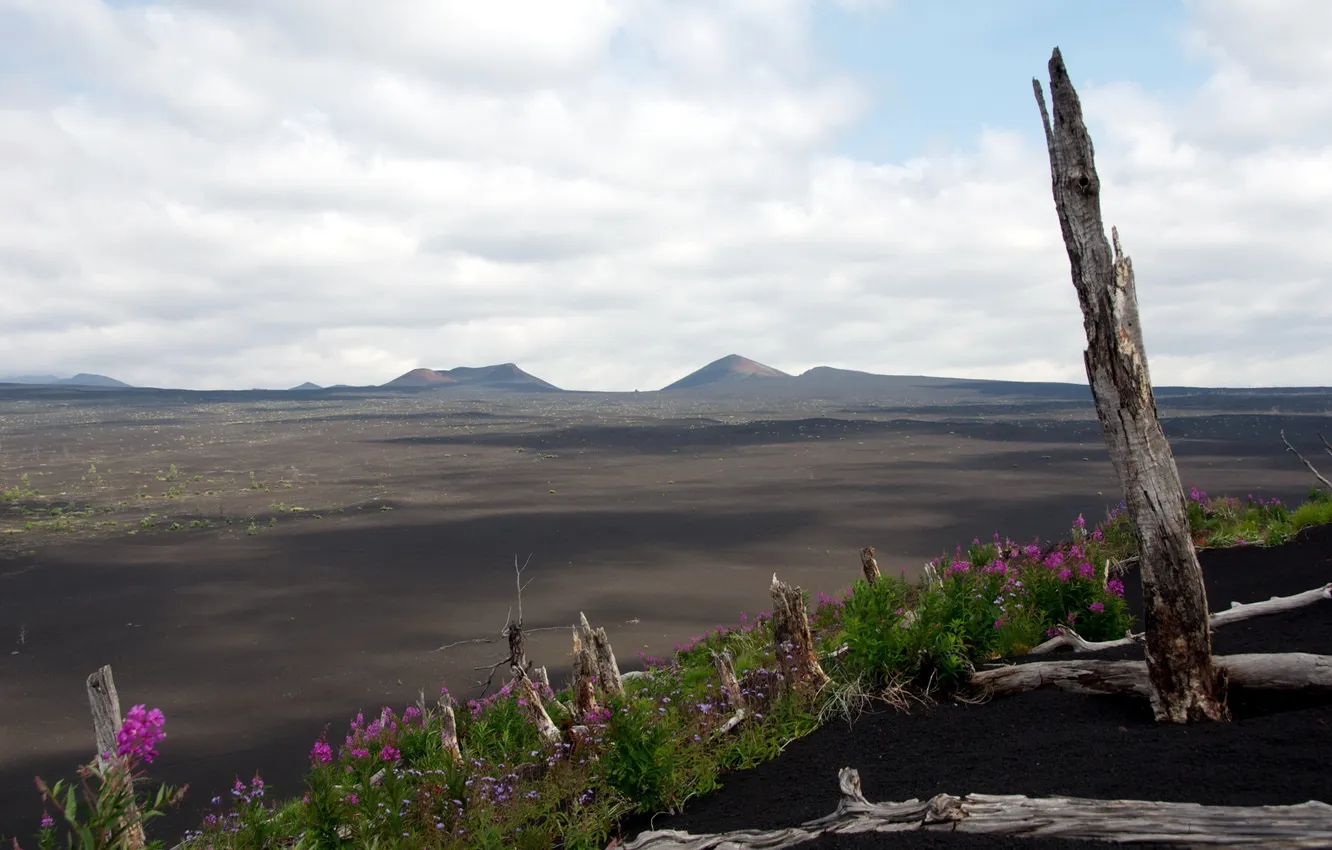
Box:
[1,0,1329,391]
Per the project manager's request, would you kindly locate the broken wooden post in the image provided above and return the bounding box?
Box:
[578,612,624,696]
[770,574,830,698]
[1034,47,1227,723]
[860,547,881,585]
[535,665,551,694]
[86,665,146,850]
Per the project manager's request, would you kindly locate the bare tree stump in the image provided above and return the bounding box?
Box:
[571,630,599,718]
[534,665,551,694]
[860,547,881,585]
[1034,47,1226,723]
[86,666,146,850]
[770,574,830,698]
[438,701,462,762]
[579,612,624,696]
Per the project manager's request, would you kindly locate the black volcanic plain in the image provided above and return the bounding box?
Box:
[1,380,1329,843]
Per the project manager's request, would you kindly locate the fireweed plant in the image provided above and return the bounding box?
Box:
[16,704,186,850]
[12,487,1330,849]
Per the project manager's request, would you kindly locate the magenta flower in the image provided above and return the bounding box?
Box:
[380,745,401,762]
[1107,578,1125,597]
[1057,567,1072,583]
[40,812,54,829]
[310,739,333,765]
[1089,602,1105,614]
[344,793,359,805]
[116,705,166,765]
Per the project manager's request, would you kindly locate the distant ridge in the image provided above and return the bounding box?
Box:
[382,363,560,392]
[0,373,131,388]
[289,382,323,391]
[662,355,791,391]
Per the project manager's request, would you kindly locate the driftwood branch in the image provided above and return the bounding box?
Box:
[1281,429,1332,490]
[1028,582,1332,654]
[1035,47,1225,723]
[621,767,1332,848]
[973,652,1332,699]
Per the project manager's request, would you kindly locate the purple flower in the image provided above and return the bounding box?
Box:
[380,745,401,762]
[344,793,359,805]
[116,705,166,765]
[40,812,54,829]
[310,739,333,765]
[1089,602,1105,614]
[1107,579,1125,597]
[1057,567,1072,583]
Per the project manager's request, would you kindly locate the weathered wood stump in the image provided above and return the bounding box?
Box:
[578,612,624,696]
[438,701,463,761]
[860,547,881,585]
[770,574,830,697]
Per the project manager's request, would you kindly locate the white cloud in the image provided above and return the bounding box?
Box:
[0,0,1328,390]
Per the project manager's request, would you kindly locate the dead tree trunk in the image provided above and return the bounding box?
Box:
[87,666,147,850]
[860,547,881,585]
[1034,47,1227,723]
[770,574,830,698]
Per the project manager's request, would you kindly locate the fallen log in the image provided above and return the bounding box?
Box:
[1028,582,1331,655]
[619,767,1332,848]
[973,652,1332,698]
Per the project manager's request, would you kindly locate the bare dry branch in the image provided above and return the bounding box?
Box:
[1029,583,1331,655]
[1281,430,1332,490]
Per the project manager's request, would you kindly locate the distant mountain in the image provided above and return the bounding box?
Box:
[661,355,791,391]
[289,382,323,391]
[0,373,130,387]
[382,363,560,392]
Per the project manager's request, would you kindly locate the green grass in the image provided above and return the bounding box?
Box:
[10,485,1331,850]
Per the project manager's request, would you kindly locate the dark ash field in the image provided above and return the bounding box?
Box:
[1,383,1328,842]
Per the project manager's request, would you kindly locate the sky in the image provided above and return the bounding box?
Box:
[1,0,1329,392]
